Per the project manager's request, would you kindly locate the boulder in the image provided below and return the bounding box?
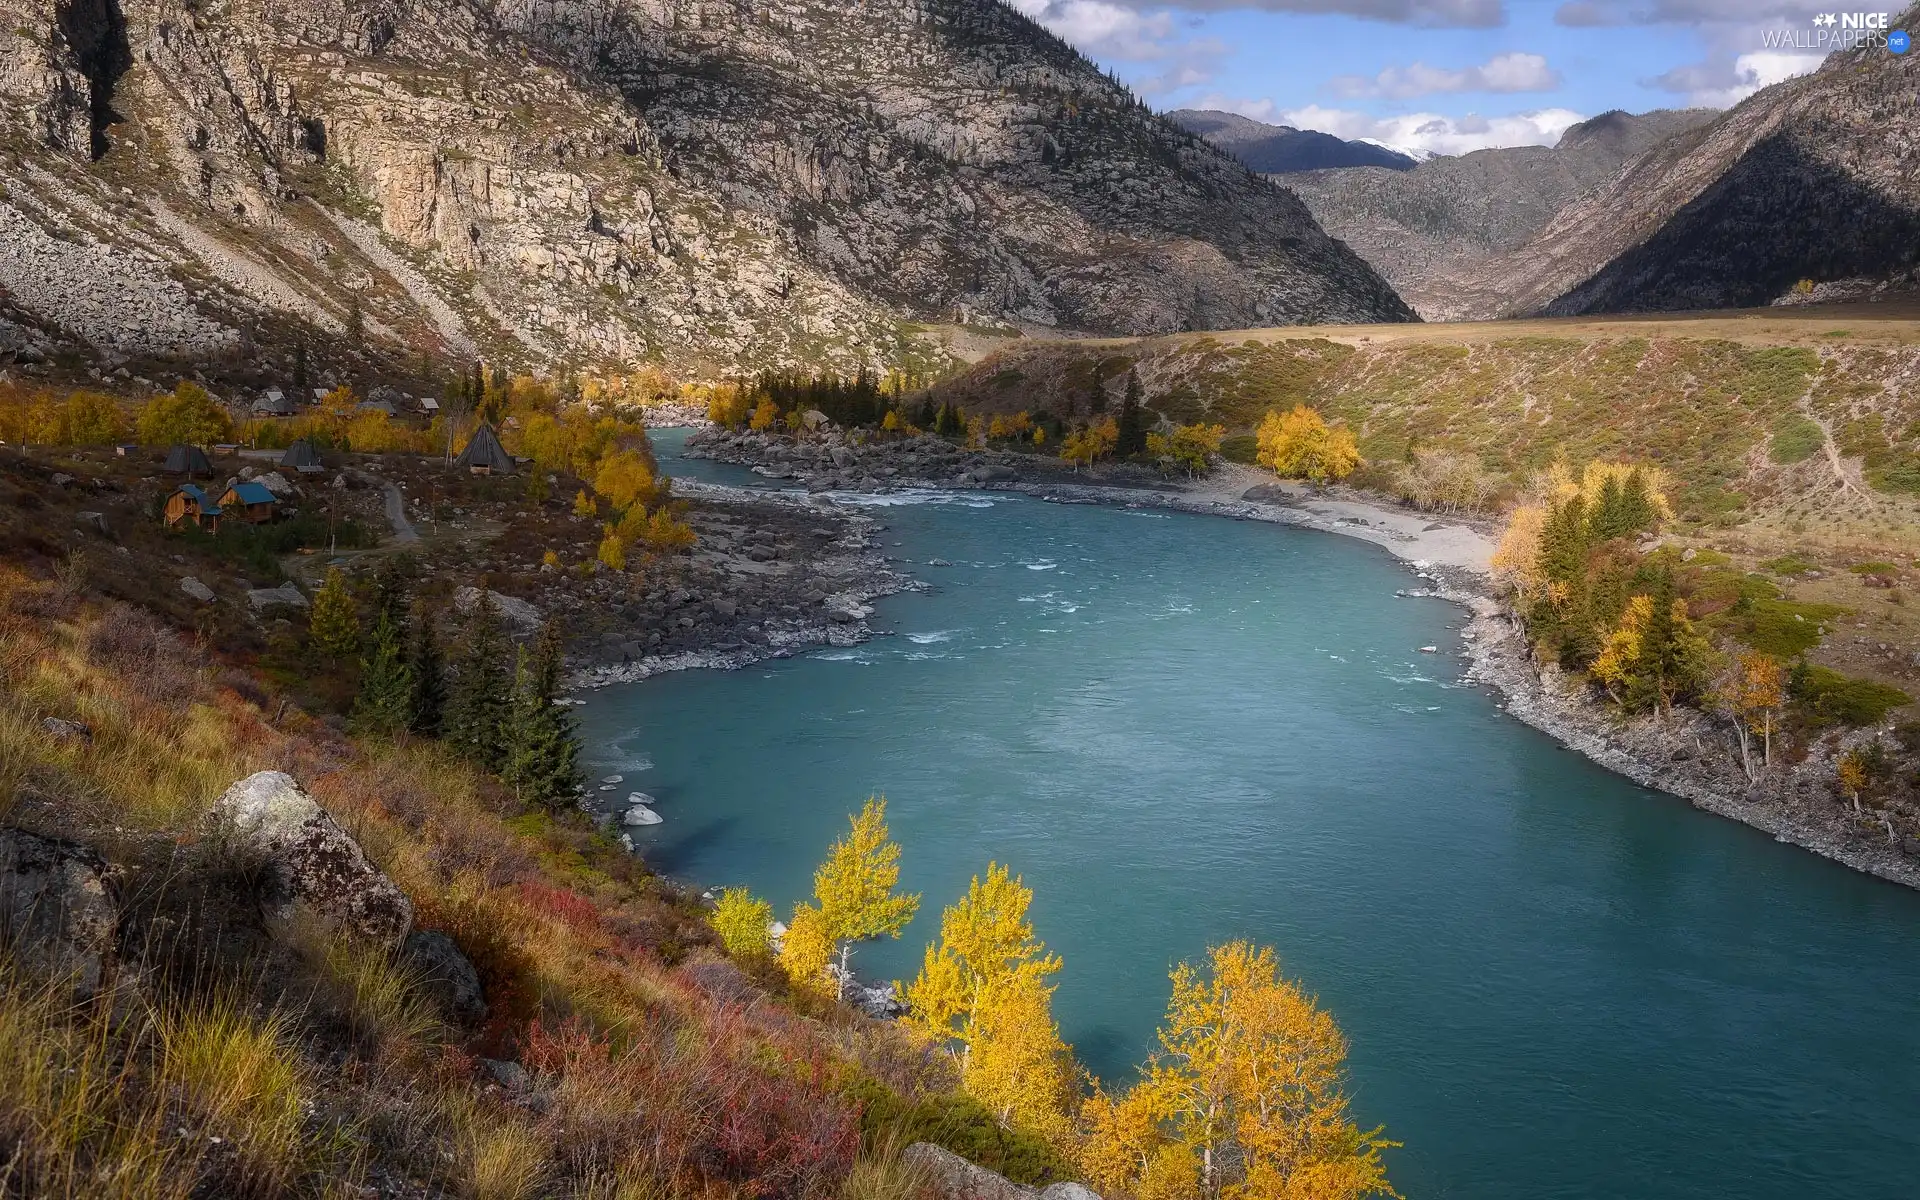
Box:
[1241,483,1294,505]
[622,804,663,826]
[0,829,118,996]
[902,1143,1100,1200]
[481,1057,532,1093]
[211,771,413,950]
[453,586,543,639]
[402,929,487,1023]
[248,582,309,610]
[75,511,110,536]
[253,470,296,498]
[179,576,216,603]
[40,717,92,743]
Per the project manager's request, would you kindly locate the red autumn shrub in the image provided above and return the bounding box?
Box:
[516,880,602,933]
[521,1011,859,1198]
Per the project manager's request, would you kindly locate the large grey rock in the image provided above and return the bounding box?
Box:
[179,576,216,603]
[902,1143,1102,1200]
[211,772,413,950]
[454,587,543,638]
[248,583,309,611]
[402,930,487,1023]
[40,717,91,743]
[0,829,118,997]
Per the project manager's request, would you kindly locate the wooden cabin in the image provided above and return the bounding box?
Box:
[216,481,277,524]
[165,485,222,531]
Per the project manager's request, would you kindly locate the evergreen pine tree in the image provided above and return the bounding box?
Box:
[308,567,361,665]
[350,606,415,736]
[1116,370,1148,456]
[503,621,583,808]
[445,590,511,771]
[408,607,446,736]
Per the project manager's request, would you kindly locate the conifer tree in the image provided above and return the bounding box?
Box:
[445,590,511,771]
[502,621,584,808]
[308,567,361,665]
[407,607,446,736]
[350,606,414,736]
[1116,369,1148,457]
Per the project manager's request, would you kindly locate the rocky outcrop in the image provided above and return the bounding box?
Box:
[0,828,118,996]
[903,1143,1100,1200]
[0,0,1409,387]
[211,771,413,950]
[401,929,486,1023]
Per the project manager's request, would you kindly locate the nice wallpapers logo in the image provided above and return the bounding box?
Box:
[1762,12,1909,51]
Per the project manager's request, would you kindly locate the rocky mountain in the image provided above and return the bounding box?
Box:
[1167,109,1418,173]
[1282,109,1714,319]
[0,0,1410,391]
[1465,12,1920,318]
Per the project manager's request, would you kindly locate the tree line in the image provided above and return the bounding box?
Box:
[308,560,583,809]
[710,800,1398,1200]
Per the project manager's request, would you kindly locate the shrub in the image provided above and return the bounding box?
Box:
[843,1076,1076,1186]
[1769,415,1824,464]
[1789,663,1912,728]
[710,888,773,962]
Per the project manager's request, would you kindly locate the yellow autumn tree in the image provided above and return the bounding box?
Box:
[1062,417,1118,472]
[905,864,1074,1139]
[782,797,921,999]
[596,525,626,572]
[1715,651,1785,779]
[593,449,657,515]
[711,888,774,962]
[1590,593,1652,705]
[779,902,836,1000]
[572,490,597,519]
[1080,941,1397,1200]
[749,396,779,431]
[1255,406,1359,485]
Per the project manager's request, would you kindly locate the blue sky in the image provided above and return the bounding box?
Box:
[1008,1,1871,153]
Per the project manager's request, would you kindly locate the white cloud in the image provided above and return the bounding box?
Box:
[1328,51,1560,98]
[1192,98,1588,154]
[1655,49,1825,106]
[1010,0,1230,94]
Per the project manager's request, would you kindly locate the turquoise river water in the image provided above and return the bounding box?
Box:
[573,429,1920,1199]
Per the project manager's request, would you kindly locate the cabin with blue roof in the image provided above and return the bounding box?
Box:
[164,484,222,532]
[217,480,278,524]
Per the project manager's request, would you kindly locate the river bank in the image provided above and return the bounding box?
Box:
[681,425,1920,891]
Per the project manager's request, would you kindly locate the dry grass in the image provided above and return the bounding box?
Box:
[0,564,941,1198]
[155,995,318,1193]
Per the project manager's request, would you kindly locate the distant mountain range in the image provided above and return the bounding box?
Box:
[1464,8,1920,318]
[1280,109,1716,318]
[0,0,1411,387]
[1167,110,1422,173]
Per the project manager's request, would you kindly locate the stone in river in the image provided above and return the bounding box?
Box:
[601,774,623,784]
[622,805,663,826]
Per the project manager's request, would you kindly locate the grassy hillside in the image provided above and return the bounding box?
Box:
[925,315,1920,531]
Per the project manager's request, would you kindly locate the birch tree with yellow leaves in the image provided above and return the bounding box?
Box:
[779,797,920,1000]
[905,864,1076,1140]
[1078,941,1397,1200]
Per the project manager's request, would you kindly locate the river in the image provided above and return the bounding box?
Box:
[573,429,1920,1199]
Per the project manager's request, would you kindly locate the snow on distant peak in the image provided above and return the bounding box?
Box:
[1358,138,1439,163]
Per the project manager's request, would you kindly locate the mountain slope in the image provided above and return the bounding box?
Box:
[0,0,1411,388]
[1466,14,1920,317]
[1167,109,1418,172]
[1282,109,1714,319]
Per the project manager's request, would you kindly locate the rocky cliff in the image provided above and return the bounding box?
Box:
[0,0,1410,388]
[1280,109,1714,320]
[1460,12,1920,317]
